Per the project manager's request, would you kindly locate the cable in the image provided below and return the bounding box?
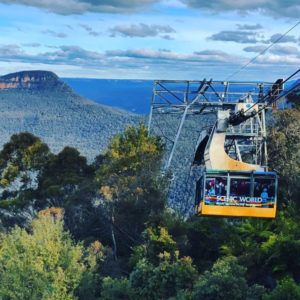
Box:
[256,73,300,114]
[225,20,300,81]
[245,67,300,113]
[229,67,300,125]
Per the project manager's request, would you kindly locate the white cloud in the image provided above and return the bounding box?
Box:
[42,30,68,38]
[0,44,298,81]
[0,0,159,14]
[182,0,300,18]
[1,0,300,18]
[109,23,176,38]
[208,30,263,44]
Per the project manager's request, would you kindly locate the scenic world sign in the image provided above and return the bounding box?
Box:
[204,195,275,208]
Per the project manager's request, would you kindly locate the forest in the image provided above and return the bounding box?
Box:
[0,96,299,300]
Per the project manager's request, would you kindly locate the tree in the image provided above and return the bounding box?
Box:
[101,226,198,300]
[220,218,274,286]
[101,277,133,300]
[35,146,98,240]
[0,208,100,300]
[130,255,198,300]
[259,209,300,281]
[268,109,300,205]
[185,216,231,272]
[0,132,51,209]
[192,256,265,300]
[263,277,300,300]
[96,124,168,260]
[37,146,94,208]
[130,226,178,266]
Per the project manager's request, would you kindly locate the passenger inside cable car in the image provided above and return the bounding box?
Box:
[196,171,277,218]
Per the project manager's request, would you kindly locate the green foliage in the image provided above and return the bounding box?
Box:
[37,146,94,208]
[268,109,300,205]
[101,277,133,300]
[96,124,168,259]
[185,217,231,272]
[0,110,299,299]
[130,255,198,300]
[97,124,166,206]
[0,209,99,300]
[221,218,273,282]
[106,123,163,172]
[76,240,104,300]
[0,132,51,177]
[133,226,178,265]
[222,208,300,283]
[192,256,265,300]
[263,277,300,300]
[259,209,300,279]
[122,226,198,300]
[0,132,51,212]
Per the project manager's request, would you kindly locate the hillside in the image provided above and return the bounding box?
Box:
[0,71,140,159]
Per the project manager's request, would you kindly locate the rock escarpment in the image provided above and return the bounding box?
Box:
[0,71,62,90]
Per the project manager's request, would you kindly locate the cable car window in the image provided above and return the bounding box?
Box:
[254,177,276,207]
[205,177,227,196]
[205,176,227,206]
[229,178,251,198]
[227,177,256,207]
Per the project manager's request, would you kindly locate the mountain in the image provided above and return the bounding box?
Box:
[0,70,60,90]
[0,70,140,160]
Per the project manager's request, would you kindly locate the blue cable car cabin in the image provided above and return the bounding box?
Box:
[196,170,277,218]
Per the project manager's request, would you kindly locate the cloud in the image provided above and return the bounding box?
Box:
[255,54,300,65]
[181,0,300,18]
[22,43,41,47]
[243,45,266,53]
[0,0,299,18]
[269,33,297,43]
[79,24,100,36]
[0,44,237,68]
[1,43,297,68]
[105,48,242,64]
[269,45,300,55]
[0,44,104,67]
[0,0,159,15]
[43,45,104,65]
[236,24,263,30]
[0,44,298,82]
[109,23,176,38]
[208,30,263,44]
[243,44,300,56]
[42,30,68,38]
[0,44,24,57]
[161,35,174,40]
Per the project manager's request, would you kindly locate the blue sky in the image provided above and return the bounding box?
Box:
[0,0,299,80]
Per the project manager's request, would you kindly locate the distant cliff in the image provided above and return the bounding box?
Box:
[0,71,63,90]
[0,70,140,160]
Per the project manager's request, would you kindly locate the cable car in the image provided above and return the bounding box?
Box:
[195,106,278,218]
[196,170,277,218]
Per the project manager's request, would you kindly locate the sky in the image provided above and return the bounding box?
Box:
[0,0,299,81]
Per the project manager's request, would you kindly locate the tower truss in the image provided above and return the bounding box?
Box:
[148,79,275,213]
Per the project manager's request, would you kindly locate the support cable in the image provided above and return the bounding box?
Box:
[225,20,300,81]
[229,68,300,125]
